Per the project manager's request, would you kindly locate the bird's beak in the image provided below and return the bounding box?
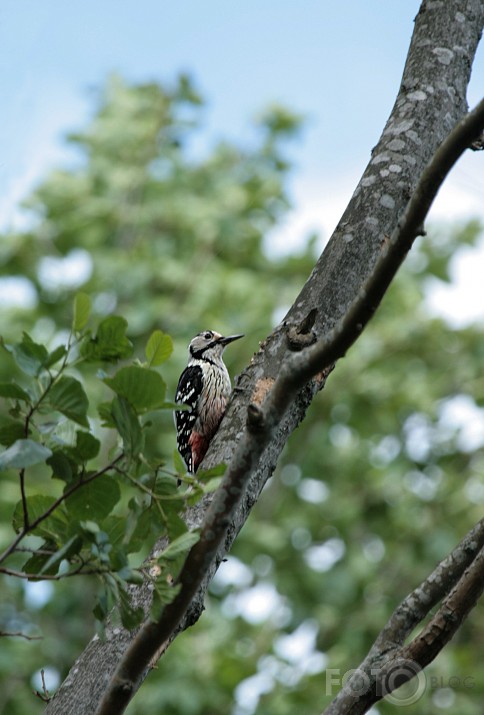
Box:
[218,334,244,346]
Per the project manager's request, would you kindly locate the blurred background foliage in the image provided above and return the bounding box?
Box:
[0,75,483,715]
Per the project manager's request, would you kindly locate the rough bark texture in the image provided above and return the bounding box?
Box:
[45,2,484,713]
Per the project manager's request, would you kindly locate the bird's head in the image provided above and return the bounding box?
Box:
[188,330,244,361]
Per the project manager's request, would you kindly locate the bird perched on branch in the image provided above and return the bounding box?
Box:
[175,330,244,474]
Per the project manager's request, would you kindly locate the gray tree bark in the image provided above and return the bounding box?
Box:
[45,1,484,713]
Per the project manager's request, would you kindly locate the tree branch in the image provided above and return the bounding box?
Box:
[95,95,484,714]
[321,518,484,715]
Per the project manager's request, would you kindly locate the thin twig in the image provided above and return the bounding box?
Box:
[33,668,52,703]
[0,630,43,641]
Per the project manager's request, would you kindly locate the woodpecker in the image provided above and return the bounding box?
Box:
[175,330,244,474]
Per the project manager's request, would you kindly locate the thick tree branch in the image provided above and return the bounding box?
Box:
[321,518,484,715]
[96,97,484,714]
[45,3,484,713]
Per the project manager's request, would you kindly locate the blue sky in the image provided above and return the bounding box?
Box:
[1,1,484,320]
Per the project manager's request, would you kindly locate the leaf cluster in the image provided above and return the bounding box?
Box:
[0,294,207,631]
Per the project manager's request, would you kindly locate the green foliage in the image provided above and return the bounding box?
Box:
[80,316,133,362]
[0,302,204,650]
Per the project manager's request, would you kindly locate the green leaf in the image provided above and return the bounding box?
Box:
[12,495,67,542]
[145,330,173,366]
[126,505,154,553]
[45,344,67,369]
[69,431,101,462]
[97,401,115,428]
[159,531,200,560]
[39,535,83,575]
[164,510,189,540]
[158,401,189,410]
[73,292,92,331]
[104,366,166,412]
[196,463,227,481]
[93,596,109,623]
[0,439,52,471]
[21,541,58,577]
[10,333,49,376]
[0,382,31,402]
[81,316,133,362]
[47,451,75,482]
[151,581,182,618]
[0,419,26,447]
[152,474,179,497]
[65,475,121,521]
[111,397,144,459]
[173,448,187,476]
[101,515,127,548]
[47,376,89,427]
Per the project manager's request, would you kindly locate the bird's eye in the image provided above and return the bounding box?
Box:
[204,331,213,339]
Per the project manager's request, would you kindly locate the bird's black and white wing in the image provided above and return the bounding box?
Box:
[174,364,203,472]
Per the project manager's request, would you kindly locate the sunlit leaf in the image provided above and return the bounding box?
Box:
[73,292,92,331]
[145,330,173,366]
[0,438,52,471]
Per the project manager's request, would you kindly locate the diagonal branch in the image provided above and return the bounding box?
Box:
[402,543,484,667]
[321,518,484,715]
[95,96,484,715]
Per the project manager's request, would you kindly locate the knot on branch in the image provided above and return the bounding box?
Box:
[246,403,265,433]
[286,309,318,351]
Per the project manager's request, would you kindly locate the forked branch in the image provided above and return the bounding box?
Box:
[322,519,484,715]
